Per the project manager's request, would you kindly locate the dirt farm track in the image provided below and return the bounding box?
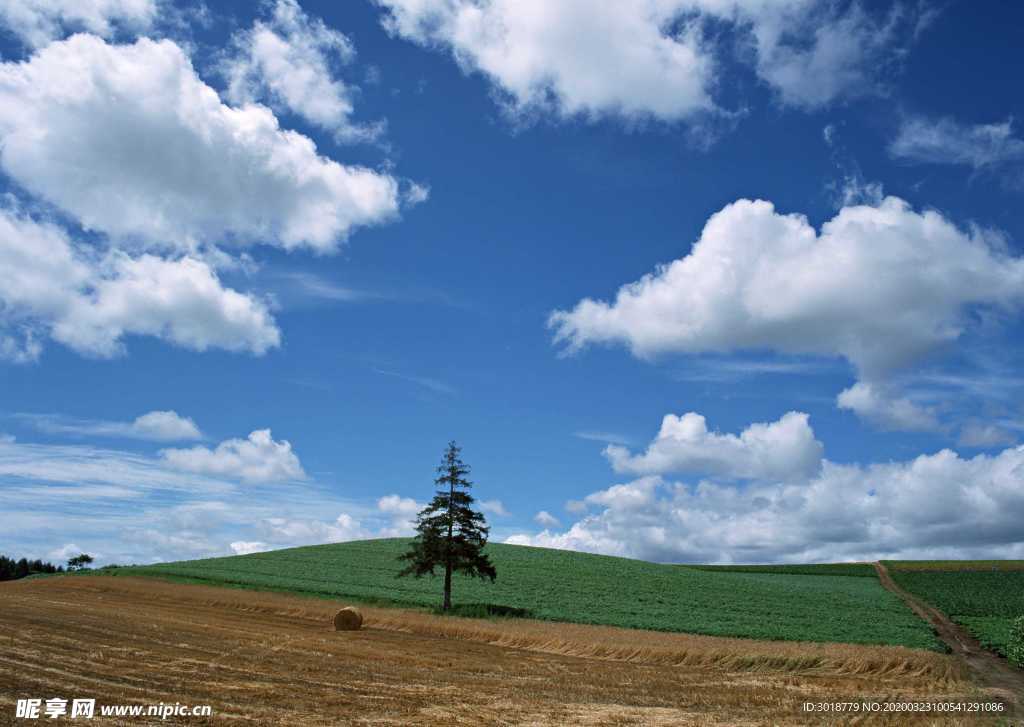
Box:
[0,577,1014,725]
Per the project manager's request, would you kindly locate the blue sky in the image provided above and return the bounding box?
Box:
[1,0,1023,566]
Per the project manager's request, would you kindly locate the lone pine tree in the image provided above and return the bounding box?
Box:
[398,440,496,610]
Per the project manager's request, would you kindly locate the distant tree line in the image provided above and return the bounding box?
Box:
[0,554,64,581]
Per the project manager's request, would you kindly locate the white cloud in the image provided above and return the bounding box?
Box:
[837,381,942,433]
[56,253,282,357]
[0,34,403,253]
[534,510,560,528]
[551,196,1024,385]
[479,499,509,517]
[245,494,425,548]
[130,411,202,441]
[377,0,715,122]
[405,182,430,205]
[0,0,158,49]
[0,205,281,359]
[0,329,42,363]
[508,437,1024,564]
[223,0,383,142]
[160,429,306,483]
[229,540,270,555]
[260,512,366,544]
[717,0,907,108]
[375,0,919,122]
[376,494,421,536]
[377,494,420,518]
[605,411,823,481]
[890,116,1024,169]
[20,410,202,441]
[47,543,84,562]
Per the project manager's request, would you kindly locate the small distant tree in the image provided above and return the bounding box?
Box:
[398,441,496,610]
[67,554,94,571]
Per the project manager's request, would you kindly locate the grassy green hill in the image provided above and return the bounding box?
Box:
[107,538,941,650]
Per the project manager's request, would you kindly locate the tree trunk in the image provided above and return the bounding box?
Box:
[443,460,455,611]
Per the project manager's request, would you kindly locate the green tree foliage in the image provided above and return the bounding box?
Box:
[67,553,94,571]
[398,441,496,610]
[1009,616,1024,667]
[0,554,63,581]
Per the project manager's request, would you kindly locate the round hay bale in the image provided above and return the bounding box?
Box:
[333,607,363,631]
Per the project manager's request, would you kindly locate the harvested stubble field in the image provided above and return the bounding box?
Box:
[110,539,942,649]
[0,576,992,726]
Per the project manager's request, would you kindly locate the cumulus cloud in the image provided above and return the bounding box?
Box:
[223,0,383,142]
[551,195,1024,385]
[229,541,270,555]
[837,381,942,432]
[377,494,420,518]
[375,0,919,123]
[57,254,281,356]
[890,116,1024,170]
[0,206,280,359]
[0,34,402,253]
[20,410,202,441]
[479,499,509,517]
[376,494,421,535]
[0,0,158,49]
[534,510,560,528]
[256,494,426,546]
[130,411,203,441]
[605,411,823,481]
[47,543,85,561]
[508,438,1024,564]
[259,513,366,544]
[161,429,306,483]
[377,0,715,122]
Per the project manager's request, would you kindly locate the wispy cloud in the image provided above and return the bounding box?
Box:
[673,358,831,383]
[278,271,384,302]
[890,115,1024,170]
[373,368,455,395]
[15,411,202,442]
[0,436,420,565]
[479,499,509,517]
[0,438,235,495]
[574,431,633,446]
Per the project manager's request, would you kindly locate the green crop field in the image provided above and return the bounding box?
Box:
[886,560,1024,572]
[885,563,1024,659]
[688,563,876,577]
[958,617,1015,656]
[109,539,941,649]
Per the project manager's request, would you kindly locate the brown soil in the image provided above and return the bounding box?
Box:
[874,561,1024,717]
[0,576,1006,725]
